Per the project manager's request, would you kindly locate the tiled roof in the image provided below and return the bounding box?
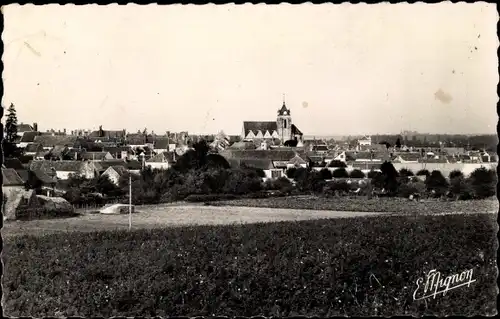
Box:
[147,152,175,163]
[97,159,142,171]
[221,149,305,162]
[81,152,111,160]
[30,160,87,172]
[16,169,29,183]
[288,155,307,165]
[34,135,78,148]
[243,121,278,136]
[127,134,148,145]
[3,158,25,170]
[291,124,303,136]
[312,145,329,151]
[89,130,126,139]
[20,131,39,143]
[2,168,25,186]
[397,153,421,161]
[153,137,171,150]
[228,158,274,170]
[48,145,69,158]
[25,143,43,153]
[17,123,34,133]
[229,141,257,150]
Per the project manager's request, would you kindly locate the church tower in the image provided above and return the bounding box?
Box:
[276,95,292,144]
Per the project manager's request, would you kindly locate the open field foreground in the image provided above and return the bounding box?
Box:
[213,196,499,215]
[3,204,386,238]
[3,213,497,317]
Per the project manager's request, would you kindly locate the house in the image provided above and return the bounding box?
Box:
[95,159,142,175]
[358,136,372,146]
[220,149,307,171]
[2,168,25,188]
[442,147,466,156]
[24,143,44,156]
[88,126,126,141]
[354,151,386,162]
[29,160,98,180]
[81,151,114,161]
[3,158,29,183]
[227,158,284,180]
[101,166,129,186]
[287,154,308,169]
[153,137,173,153]
[17,131,40,148]
[2,171,40,221]
[241,100,304,144]
[146,152,176,170]
[392,153,421,163]
[102,146,134,160]
[127,133,153,149]
[33,135,78,150]
[16,122,38,137]
[45,145,71,161]
[312,145,329,154]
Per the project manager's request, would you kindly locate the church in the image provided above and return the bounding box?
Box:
[241,99,304,145]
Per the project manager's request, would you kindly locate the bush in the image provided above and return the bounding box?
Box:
[184,194,238,202]
[264,177,294,193]
[286,167,297,179]
[367,170,380,179]
[399,168,414,177]
[425,170,449,197]
[397,183,420,198]
[327,180,351,195]
[332,168,349,178]
[469,167,497,199]
[328,160,347,168]
[380,161,400,196]
[449,176,474,200]
[319,168,332,180]
[416,169,430,177]
[350,169,365,178]
[449,170,464,180]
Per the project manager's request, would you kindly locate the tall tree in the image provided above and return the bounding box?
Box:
[3,103,21,158]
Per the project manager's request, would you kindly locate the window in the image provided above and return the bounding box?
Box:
[283,119,287,129]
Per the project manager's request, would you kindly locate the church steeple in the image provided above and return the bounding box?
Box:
[278,94,290,116]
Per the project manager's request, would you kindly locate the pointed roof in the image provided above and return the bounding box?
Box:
[278,101,290,116]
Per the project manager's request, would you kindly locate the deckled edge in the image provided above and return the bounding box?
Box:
[0,4,5,318]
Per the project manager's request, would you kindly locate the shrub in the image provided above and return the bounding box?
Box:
[397,183,419,198]
[350,169,365,178]
[184,194,238,202]
[468,167,497,199]
[449,170,464,180]
[327,180,351,195]
[380,161,400,196]
[367,170,380,179]
[264,177,294,193]
[425,170,449,197]
[286,167,297,179]
[319,168,332,180]
[416,169,430,177]
[399,168,414,177]
[332,168,349,178]
[449,176,474,200]
[328,160,347,168]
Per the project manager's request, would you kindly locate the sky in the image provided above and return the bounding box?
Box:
[2,3,499,136]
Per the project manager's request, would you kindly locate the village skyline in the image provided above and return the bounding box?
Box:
[2,3,498,136]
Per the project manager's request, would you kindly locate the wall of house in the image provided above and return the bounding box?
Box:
[56,171,73,180]
[103,170,120,186]
[80,163,96,179]
[392,162,497,177]
[264,169,284,180]
[146,162,170,170]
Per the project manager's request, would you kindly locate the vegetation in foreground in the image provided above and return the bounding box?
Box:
[3,214,497,317]
[211,196,499,214]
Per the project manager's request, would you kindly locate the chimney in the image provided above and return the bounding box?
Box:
[33,123,38,132]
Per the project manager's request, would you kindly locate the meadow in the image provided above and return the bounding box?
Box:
[3,213,497,317]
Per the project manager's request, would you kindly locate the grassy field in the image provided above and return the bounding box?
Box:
[3,213,497,317]
[212,196,499,215]
[2,204,385,238]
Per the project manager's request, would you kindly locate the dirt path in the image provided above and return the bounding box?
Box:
[3,204,388,238]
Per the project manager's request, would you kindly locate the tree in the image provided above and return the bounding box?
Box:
[350,169,365,178]
[380,161,400,196]
[395,138,401,149]
[3,103,21,158]
[332,168,349,178]
[416,169,430,177]
[319,168,332,180]
[425,170,449,197]
[286,167,297,179]
[328,160,347,168]
[468,167,497,199]
[449,170,464,180]
[399,168,414,177]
